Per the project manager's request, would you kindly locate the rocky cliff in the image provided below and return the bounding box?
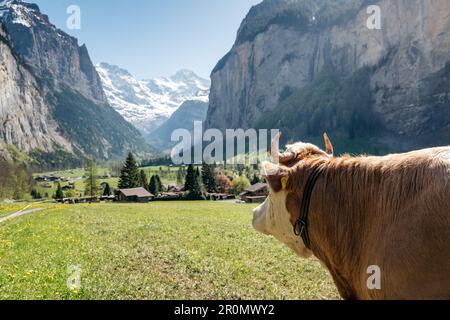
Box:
[1,0,105,102]
[206,0,450,153]
[0,23,72,157]
[0,0,151,163]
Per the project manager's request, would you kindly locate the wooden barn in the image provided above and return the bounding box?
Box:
[118,188,155,203]
[240,183,269,203]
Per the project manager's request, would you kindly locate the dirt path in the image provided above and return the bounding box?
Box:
[0,207,46,224]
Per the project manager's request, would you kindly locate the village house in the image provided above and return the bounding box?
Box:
[166,185,185,193]
[207,193,235,201]
[61,185,73,192]
[118,188,155,203]
[240,183,269,203]
[159,192,183,200]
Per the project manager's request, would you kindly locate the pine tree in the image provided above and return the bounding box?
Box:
[149,175,160,195]
[184,164,196,192]
[84,159,99,197]
[176,167,184,186]
[202,163,217,193]
[118,152,140,189]
[251,173,261,185]
[139,170,148,190]
[55,182,64,200]
[185,168,205,200]
[31,189,42,199]
[155,175,164,192]
[103,183,112,196]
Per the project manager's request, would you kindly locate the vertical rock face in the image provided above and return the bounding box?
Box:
[206,0,450,152]
[0,24,71,155]
[0,0,105,102]
[0,0,151,161]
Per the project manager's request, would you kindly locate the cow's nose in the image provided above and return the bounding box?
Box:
[252,203,268,234]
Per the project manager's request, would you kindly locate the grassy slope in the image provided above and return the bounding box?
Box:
[0,202,338,300]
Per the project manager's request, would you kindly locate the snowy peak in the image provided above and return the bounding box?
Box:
[0,0,105,101]
[96,62,210,135]
[0,0,45,27]
[171,69,209,88]
[97,62,133,78]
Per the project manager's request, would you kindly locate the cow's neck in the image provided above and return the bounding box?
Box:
[303,158,377,299]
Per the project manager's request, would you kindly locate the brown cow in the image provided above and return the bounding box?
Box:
[252,134,450,300]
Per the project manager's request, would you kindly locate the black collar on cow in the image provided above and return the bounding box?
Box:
[293,165,325,250]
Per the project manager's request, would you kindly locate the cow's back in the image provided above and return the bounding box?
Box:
[363,147,450,299]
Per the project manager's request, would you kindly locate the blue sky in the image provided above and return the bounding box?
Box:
[31,0,261,79]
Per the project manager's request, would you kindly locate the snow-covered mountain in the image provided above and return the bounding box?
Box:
[96,63,210,135]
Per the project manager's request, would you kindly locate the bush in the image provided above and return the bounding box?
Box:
[216,175,232,194]
[65,189,77,198]
[0,161,34,200]
[231,175,251,196]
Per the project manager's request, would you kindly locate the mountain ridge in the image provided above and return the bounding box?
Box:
[149,100,209,151]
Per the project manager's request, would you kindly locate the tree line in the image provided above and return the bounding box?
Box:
[1,151,263,201]
[0,161,34,200]
[114,153,262,200]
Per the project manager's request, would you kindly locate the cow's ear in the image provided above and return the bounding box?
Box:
[323,132,334,156]
[262,162,288,193]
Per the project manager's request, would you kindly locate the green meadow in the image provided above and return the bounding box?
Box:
[0,202,338,300]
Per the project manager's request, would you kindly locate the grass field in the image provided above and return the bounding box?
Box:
[0,204,27,218]
[0,202,338,300]
[0,203,46,219]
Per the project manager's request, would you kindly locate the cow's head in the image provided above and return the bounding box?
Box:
[252,133,334,258]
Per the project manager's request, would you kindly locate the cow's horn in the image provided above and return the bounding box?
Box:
[271,132,281,163]
[323,132,334,156]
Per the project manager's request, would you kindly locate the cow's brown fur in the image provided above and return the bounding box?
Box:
[262,146,450,300]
